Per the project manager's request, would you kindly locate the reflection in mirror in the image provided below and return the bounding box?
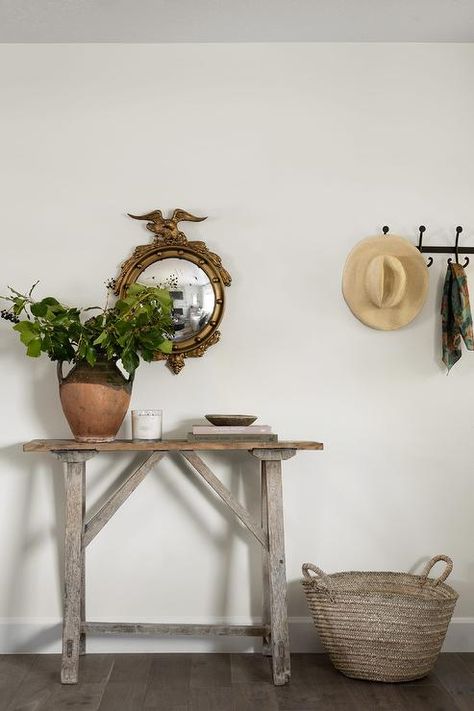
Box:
[138,258,215,342]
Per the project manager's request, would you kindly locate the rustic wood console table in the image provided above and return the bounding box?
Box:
[23,439,323,686]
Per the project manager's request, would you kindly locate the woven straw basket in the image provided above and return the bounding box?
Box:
[301,555,458,683]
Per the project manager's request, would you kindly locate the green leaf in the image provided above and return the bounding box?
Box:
[144,327,169,344]
[68,323,82,340]
[114,299,129,314]
[125,283,144,296]
[77,339,88,360]
[41,335,51,352]
[114,320,129,335]
[157,339,173,354]
[136,312,149,327]
[13,321,38,346]
[93,331,108,346]
[49,343,71,361]
[117,332,133,347]
[85,347,97,367]
[50,315,70,326]
[41,297,60,306]
[67,308,81,320]
[26,338,42,357]
[30,301,48,317]
[121,349,139,375]
[140,349,154,362]
[13,321,34,334]
[152,289,172,307]
[12,297,27,315]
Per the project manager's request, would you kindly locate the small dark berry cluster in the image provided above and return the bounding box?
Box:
[104,278,117,290]
[1,309,20,323]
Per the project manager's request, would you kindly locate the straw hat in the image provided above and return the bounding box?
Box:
[342,234,429,330]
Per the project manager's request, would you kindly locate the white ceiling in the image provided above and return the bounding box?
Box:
[0,0,473,43]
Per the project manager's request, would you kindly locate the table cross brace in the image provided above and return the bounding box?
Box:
[81,450,267,550]
[181,451,268,548]
[83,451,166,547]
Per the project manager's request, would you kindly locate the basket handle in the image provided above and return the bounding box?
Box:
[419,554,453,587]
[302,563,333,594]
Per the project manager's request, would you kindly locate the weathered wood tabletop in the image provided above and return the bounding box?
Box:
[24,439,323,452]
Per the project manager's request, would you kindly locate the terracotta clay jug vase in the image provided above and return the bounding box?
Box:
[57,359,133,442]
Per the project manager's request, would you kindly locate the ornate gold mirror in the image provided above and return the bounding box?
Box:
[115,209,231,373]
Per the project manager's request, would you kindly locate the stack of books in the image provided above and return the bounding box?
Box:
[187,424,277,442]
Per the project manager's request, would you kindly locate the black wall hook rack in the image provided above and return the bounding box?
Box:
[415,225,472,268]
[381,225,473,267]
[417,226,433,267]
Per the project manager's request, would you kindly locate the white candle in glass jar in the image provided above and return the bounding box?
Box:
[131,410,163,441]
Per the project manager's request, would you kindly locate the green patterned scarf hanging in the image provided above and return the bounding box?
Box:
[441,262,474,371]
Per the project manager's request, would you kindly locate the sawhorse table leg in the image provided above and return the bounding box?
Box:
[55,451,96,684]
[254,449,295,686]
[261,464,271,656]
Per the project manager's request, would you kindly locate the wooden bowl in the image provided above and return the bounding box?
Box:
[205,414,258,426]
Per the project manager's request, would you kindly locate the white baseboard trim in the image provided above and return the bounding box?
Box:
[0,616,472,654]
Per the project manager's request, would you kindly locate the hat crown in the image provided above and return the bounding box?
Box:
[365,254,407,309]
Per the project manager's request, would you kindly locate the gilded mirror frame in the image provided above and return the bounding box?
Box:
[114,209,231,374]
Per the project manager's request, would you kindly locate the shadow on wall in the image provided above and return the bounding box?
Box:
[164,420,263,621]
[431,266,447,372]
[160,462,262,619]
[1,393,265,650]
[0,359,66,651]
[1,354,149,650]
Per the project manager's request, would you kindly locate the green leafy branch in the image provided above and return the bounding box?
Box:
[0,282,174,375]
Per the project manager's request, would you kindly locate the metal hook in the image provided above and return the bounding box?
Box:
[417,225,433,267]
[448,226,470,268]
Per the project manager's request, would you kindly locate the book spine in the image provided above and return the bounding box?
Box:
[192,425,272,435]
[187,433,278,442]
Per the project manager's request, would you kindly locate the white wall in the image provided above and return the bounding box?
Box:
[1,43,473,653]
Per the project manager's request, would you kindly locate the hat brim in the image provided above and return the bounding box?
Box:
[342,235,429,331]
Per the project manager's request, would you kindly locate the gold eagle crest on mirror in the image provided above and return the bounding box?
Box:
[115,209,231,374]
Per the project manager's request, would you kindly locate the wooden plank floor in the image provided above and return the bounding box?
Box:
[1,653,473,710]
